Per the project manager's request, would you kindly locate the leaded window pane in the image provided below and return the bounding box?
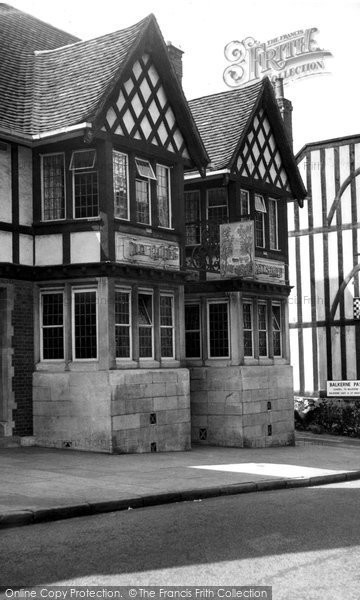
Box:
[113,151,129,219]
[185,190,201,245]
[74,291,97,359]
[136,179,150,224]
[185,304,201,358]
[157,165,170,228]
[115,291,131,358]
[74,172,99,218]
[42,154,65,221]
[41,292,64,360]
[209,302,229,358]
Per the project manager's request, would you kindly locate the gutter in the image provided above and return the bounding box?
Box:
[0,123,92,146]
[185,168,230,181]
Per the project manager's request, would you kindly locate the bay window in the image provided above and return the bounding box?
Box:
[72,289,98,360]
[208,300,229,358]
[70,150,98,219]
[115,289,131,358]
[185,190,201,245]
[138,291,154,358]
[185,303,201,358]
[40,291,64,360]
[160,294,174,358]
[113,151,129,219]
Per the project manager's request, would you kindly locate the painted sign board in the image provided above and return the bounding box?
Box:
[254,258,286,284]
[327,380,360,397]
[116,233,180,270]
[220,221,255,278]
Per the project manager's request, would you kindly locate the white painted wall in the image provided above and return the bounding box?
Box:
[0,230,12,262]
[0,146,12,223]
[19,234,34,266]
[35,234,63,265]
[70,231,101,263]
[19,146,33,226]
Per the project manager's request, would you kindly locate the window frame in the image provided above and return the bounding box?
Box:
[185,190,201,246]
[257,301,268,357]
[240,189,250,216]
[40,152,66,222]
[135,157,157,180]
[71,287,98,362]
[69,149,97,171]
[156,164,172,229]
[242,300,254,358]
[135,177,152,225]
[269,198,279,250]
[72,169,99,220]
[138,289,154,359]
[185,302,202,359]
[113,150,130,221]
[272,301,282,357]
[115,287,132,360]
[40,289,65,362]
[206,188,229,223]
[207,299,230,359]
[159,293,175,359]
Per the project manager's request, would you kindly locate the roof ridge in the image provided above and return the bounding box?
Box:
[189,79,265,103]
[33,13,153,56]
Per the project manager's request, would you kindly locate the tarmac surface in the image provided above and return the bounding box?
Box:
[1,431,360,529]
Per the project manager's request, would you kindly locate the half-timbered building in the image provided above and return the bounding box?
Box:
[289,134,360,397]
[184,78,307,447]
[0,4,208,452]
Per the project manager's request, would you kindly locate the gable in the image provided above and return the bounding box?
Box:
[235,107,290,192]
[102,53,190,159]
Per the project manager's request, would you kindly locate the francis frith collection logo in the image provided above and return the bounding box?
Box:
[224,28,332,88]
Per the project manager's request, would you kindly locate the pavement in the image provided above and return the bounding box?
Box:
[1,431,360,530]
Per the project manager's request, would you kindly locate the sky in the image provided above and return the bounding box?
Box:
[8,0,360,153]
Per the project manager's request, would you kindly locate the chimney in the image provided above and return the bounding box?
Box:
[273,78,293,150]
[167,42,183,84]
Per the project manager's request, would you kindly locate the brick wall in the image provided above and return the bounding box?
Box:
[12,280,34,436]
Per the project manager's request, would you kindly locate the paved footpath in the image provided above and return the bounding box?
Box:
[1,432,360,529]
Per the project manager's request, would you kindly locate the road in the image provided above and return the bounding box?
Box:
[1,480,360,599]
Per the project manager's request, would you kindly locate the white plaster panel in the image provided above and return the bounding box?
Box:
[35,234,63,265]
[317,326,328,392]
[339,144,351,224]
[298,196,308,231]
[331,326,342,381]
[19,234,34,265]
[299,236,311,323]
[354,144,360,221]
[0,230,12,262]
[345,326,357,381]
[297,156,307,186]
[288,237,298,324]
[71,231,101,263]
[289,329,300,392]
[302,328,314,394]
[313,233,325,321]
[325,148,336,217]
[18,146,33,226]
[0,146,12,223]
[310,150,323,228]
[342,229,354,319]
[287,201,295,233]
[327,231,339,320]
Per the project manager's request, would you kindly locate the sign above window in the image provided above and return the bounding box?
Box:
[70,150,96,171]
[135,158,156,180]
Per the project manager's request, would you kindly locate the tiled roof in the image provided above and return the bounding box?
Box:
[0,3,79,135]
[0,4,152,136]
[31,16,152,134]
[188,80,265,171]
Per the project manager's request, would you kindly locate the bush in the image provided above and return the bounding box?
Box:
[295,399,360,437]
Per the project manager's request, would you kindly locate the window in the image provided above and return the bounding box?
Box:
[135,158,156,180]
[115,290,131,358]
[185,190,201,245]
[113,151,129,219]
[240,189,250,216]
[258,302,268,357]
[207,188,228,224]
[40,291,64,360]
[41,153,65,221]
[138,292,153,358]
[72,290,97,360]
[269,198,279,250]
[160,295,174,358]
[208,301,229,358]
[243,302,253,357]
[185,303,201,358]
[272,303,282,356]
[255,194,266,248]
[70,150,98,219]
[136,179,151,224]
[157,165,171,228]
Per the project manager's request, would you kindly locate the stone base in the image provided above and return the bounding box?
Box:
[190,365,295,448]
[33,368,191,453]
